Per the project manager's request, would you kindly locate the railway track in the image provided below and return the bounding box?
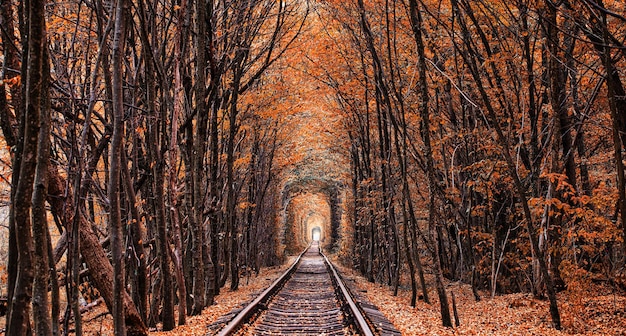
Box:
[216,242,396,335]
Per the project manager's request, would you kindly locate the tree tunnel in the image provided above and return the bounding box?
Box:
[279,178,345,255]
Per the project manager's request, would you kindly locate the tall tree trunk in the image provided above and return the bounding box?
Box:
[109,0,129,332]
[135,0,176,328]
[0,0,20,329]
[544,2,577,189]
[227,57,243,291]
[408,0,452,326]
[598,7,626,256]
[205,0,220,302]
[7,0,48,332]
[357,0,398,288]
[181,124,196,313]
[191,0,208,313]
[0,0,20,148]
[543,4,575,289]
[31,38,52,336]
[171,1,188,322]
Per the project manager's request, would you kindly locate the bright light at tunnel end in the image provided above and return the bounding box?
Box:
[312,226,321,241]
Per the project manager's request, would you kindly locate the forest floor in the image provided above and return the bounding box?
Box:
[6,255,623,335]
[334,263,626,336]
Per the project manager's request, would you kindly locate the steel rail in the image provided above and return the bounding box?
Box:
[217,243,375,336]
[320,250,375,336]
[216,245,309,336]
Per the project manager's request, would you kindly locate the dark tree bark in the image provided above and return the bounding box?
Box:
[409,0,452,326]
[170,0,189,323]
[227,71,242,291]
[6,0,48,332]
[121,149,147,323]
[544,3,577,190]
[134,0,175,329]
[181,121,196,314]
[109,0,129,333]
[207,0,221,298]
[191,0,208,313]
[119,21,146,327]
[0,0,22,328]
[595,3,626,256]
[541,0,575,292]
[0,0,20,148]
[31,37,52,336]
[357,0,399,289]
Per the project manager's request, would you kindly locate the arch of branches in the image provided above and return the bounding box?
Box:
[280,177,344,255]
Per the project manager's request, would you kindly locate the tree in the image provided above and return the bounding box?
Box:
[408,0,453,326]
[6,0,48,333]
[109,0,130,333]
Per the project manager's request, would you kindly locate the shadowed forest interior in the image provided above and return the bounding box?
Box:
[1,0,626,335]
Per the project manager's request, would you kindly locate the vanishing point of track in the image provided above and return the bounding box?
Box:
[216,242,378,335]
